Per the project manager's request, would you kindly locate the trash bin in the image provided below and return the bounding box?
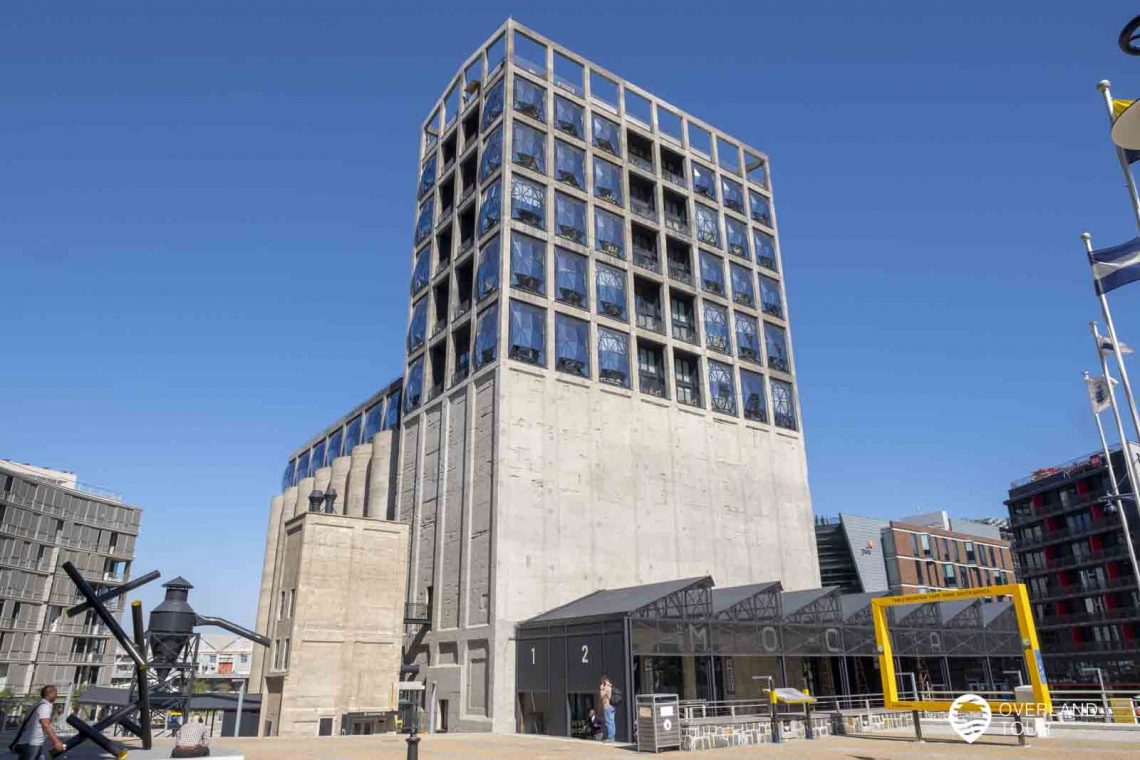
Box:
[636,694,680,753]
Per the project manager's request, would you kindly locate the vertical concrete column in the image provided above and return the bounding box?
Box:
[346,444,371,518]
[313,467,332,500]
[329,457,351,515]
[280,486,298,521]
[367,431,395,519]
[682,655,697,700]
[293,477,315,517]
[250,493,286,688]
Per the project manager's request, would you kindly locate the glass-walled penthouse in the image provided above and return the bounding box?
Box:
[404,20,800,432]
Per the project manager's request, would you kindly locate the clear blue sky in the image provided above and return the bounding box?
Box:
[4,1,1140,624]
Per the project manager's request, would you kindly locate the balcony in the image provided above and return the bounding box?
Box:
[668,262,693,285]
[672,322,698,344]
[0,618,40,631]
[404,602,432,626]
[639,373,666,398]
[630,197,656,222]
[1037,605,1140,628]
[630,153,654,174]
[1031,545,1133,574]
[1015,515,1123,551]
[665,214,689,235]
[633,247,659,273]
[636,312,664,334]
[663,169,686,189]
[1033,574,1138,603]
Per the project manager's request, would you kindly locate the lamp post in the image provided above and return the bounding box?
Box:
[323,489,337,514]
[307,490,324,512]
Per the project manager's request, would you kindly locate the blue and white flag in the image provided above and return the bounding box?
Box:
[1086,374,1117,414]
[1098,334,1133,355]
[1090,236,1140,294]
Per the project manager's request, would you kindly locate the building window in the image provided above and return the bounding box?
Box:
[703,302,730,354]
[513,32,547,76]
[555,247,588,307]
[554,140,585,189]
[754,229,777,270]
[479,181,502,234]
[674,351,701,407]
[750,191,772,227]
[414,201,434,246]
[771,379,796,430]
[508,300,546,365]
[591,70,619,111]
[595,208,624,258]
[670,291,698,344]
[296,450,310,481]
[740,369,767,423]
[692,162,717,201]
[474,303,499,369]
[510,232,545,294]
[343,414,362,453]
[476,235,500,299]
[553,51,583,95]
[481,78,504,131]
[510,176,545,229]
[725,217,748,259]
[721,176,744,214]
[363,402,383,442]
[513,76,546,122]
[407,298,428,352]
[730,264,754,307]
[554,95,584,138]
[708,360,736,415]
[404,357,425,413]
[282,460,295,490]
[411,247,430,294]
[699,250,725,296]
[593,157,623,206]
[596,262,627,320]
[597,328,630,387]
[512,121,546,173]
[592,113,621,156]
[479,126,503,182]
[695,204,720,247]
[555,313,589,376]
[634,279,664,333]
[419,156,437,199]
[637,341,667,398]
[735,312,760,363]
[745,151,767,188]
[554,192,586,244]
[759,276,782,318]
[764,322,789,372]
[383,390,401,429]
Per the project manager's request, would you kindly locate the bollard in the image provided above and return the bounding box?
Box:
[769,689,780,744]
[406,726,420,760]
[1014,713,1026,747]
[912,709,923,742]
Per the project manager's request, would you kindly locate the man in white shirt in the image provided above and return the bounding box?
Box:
[172,716,210,758]
[9,685,64,760]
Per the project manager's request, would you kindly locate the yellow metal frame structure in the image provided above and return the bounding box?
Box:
[871,584,1051,714]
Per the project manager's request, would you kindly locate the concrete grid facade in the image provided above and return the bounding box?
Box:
[399,20,819,733]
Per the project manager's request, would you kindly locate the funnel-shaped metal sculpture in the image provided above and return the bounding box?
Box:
[149,577,197,680]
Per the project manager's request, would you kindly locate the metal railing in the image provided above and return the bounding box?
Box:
[404,602,431,625]
[630,197,656,221]
[630,153,654,173]
[636,312,664,334]
[0,618,40,631]
[638,374,666,398]
[667,262,693,285]
[1015,515,1123,551]
[1038,605,1140,627]
[1011,448,1108,489]
[663,169,687,188]
[1035,574,1137,602]
[633,247,659,273]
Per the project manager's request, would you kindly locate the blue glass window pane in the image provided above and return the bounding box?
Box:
[765,322,789,372]
[508,300,546,365]
[595,208,624,258]
[754,229,777,271]
[695,204,719,247]
[597,327,630,388]
[554,140,585,189]
[750,191,772,227]
[740,369,768,423]
[772,379,796,430]
[312,440,327,471]
[730,264,754,307]
[746,152,768,188]
[721,176,744,213]
[475,303,499,369]
[414,201,433,246]
[404,358,425,413]
[760,276,783,318]
[481,78,504,131]
[554,96,584,138]
[512,121,546,173]
[591,114,620,156]
[407,298,428,352]
[282,460,295,490]
[554,192,586,244]
[555,313,589,376]
[725,217,748,259]
[510,176,545,229]
[383,391,401,430]
[593,157,623,206]
[699,251,725,296]
[327,428,344,461]
[411,248,430,294]
[703,302,730,354]
[344,414,362,453]
[555,247,588,307]
[479,126,503,182]
[692,163,717,200]
[479,181,502,234]
[363,402,383,441]
[296,450,311,481]
[510,232,545,294]
[513,76,546,122]
[418,156,437,199]
[708,360,736,415]
[476,235,500,298]
[595,262,627,321]
[735,312,760,363]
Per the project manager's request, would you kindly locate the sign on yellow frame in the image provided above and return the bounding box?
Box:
[871,584,1051,714]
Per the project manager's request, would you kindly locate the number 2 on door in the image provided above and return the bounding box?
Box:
[581,644,589,663]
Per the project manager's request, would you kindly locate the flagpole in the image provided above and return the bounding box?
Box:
[1096,80,1140,228]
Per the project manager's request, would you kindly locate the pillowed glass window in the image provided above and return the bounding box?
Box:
[772,379,797,430]
[554,53,584,96]
[444,82,460,129]
[327,428,344,461]
[474,303,499,368]
[740,369,768,423]
[555,192,586,244]
[658,107,682,143]
[513,33,547,76]
[463,59,482,104]
[476,235,500,298]
[725,217,748,259]
[689,123,712,157]
[717,137,740,175]
[363,402,383,442]
[419,156,437,199]
[513,76,546,122]
[745,151,768,188]
[554,140,585,188]
[486,34,505,76]
[592,114,621,156]
[282,460,295,490]
[692,163,716,201]
[593,157,623,206]
[735,312,760,363]
[749,191,772,227]
[754,229,777,270]
[596,262,627,320]
[481,78,504,131]
[510,232,545,294]
[760,276,783,318]
[555,247,588,307]
[312,439,326,470]
[410,247,431,294]
[479,126,503,183]
[626,90,652,127]
[591,71,619,111]
[598,327,630,387]
[765,322,789,372]
[699,251,725,296]
[555,313,589,376]
[512,121,546,173]
[554,96,584,138]
[404,357,425,413]
[296,450,311,481]
[595,208,624,258]
[407,297,428,352]
[708,360,736,415]
[508,300,546,365]
[479,181,501,234]
[414,201,434,246]
[703,302,730,354]
[730,264,754,307]
[510,176,545,229]
[695,204,720,247]
[721,177,744,214]
[383,390,401,429]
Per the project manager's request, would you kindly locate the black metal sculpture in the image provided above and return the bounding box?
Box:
[57,562,270,758]
[1120,14,1140,55]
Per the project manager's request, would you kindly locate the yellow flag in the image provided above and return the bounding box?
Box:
[1113,98,1135,120]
